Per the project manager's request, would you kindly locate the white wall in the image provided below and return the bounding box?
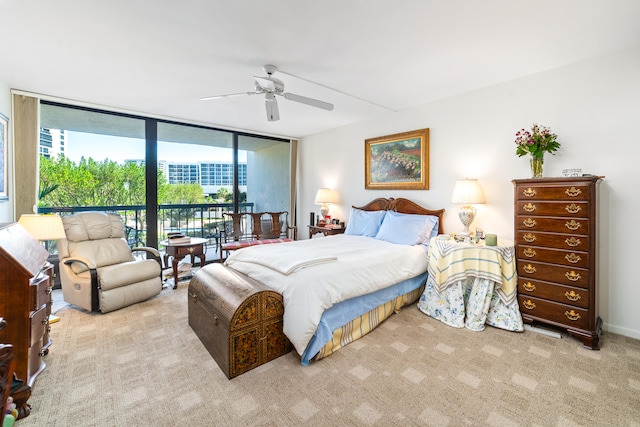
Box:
[298,47,640,340]
[0,80,12,222]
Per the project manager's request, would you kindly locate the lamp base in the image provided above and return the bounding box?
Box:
[320,204,329,219]
[457,205,477,238]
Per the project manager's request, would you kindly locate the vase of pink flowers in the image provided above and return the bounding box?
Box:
[514,124,561,178]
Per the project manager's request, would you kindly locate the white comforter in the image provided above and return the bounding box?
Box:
[224,234,429,355]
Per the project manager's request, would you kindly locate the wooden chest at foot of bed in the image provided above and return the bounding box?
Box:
[188,263,292,379]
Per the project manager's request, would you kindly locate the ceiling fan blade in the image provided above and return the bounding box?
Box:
[283,92,334,111]
[265,93,280,121]
[199,92,256,101]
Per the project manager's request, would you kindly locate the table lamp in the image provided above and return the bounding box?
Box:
[451,178,485,238]
[314,188,336,220]
[18,214,66,250]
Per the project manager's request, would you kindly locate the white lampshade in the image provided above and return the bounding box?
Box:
[315,188,336,219]
[314,188,336,205]
[451,179,486,204]
[18,214,66,241]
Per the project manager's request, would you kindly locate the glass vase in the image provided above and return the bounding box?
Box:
[530,155,544,178]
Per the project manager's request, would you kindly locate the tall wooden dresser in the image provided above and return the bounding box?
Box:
[0,223,53,418]
[513,176,602,349]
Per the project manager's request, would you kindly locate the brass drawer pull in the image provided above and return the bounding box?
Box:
[523,218,537,228]
[523,188,537,197]
[523,282,536,292]
[523,248,536,258]
[565,187,582,197]
[523,300,536,310]
[565,253,581,264]
[523,264,537,274]
[565,220,581,231]
[565,237,581,247]
[565,271,581,281]
[523,233,536,243]
[565,310,581,321]
[523,203,536,212]
[188,247,195,253]
[565,290,581,301]
[565,203,581,214]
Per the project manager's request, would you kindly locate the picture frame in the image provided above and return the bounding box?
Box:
[365,128,429,190]
[0,113,7,200]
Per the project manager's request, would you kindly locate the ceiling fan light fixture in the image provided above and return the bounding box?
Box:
[265,93,280,121]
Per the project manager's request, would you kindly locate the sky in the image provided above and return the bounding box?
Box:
[65,132,247,164]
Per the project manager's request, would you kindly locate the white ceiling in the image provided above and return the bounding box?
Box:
[1,0,639,139]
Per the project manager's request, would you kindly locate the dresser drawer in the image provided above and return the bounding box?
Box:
[518,278,589,309]
[517,245,589,268]
[518,295,589,330]
[515,184,591,201]
[515,216,589,234]
[30,305,47,348]
[516,201,588,217]
[30,274,51,312]
[517,260,589,288]
[516,231,589,251]
[170,244,204,257]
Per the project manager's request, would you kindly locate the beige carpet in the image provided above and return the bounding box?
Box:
[19,282,640,427]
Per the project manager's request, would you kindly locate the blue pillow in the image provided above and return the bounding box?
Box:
[344,208,387,237]
[375,211,439,245]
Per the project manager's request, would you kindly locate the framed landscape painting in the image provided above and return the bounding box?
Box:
[0,113,7,200]
[365,128,429,190]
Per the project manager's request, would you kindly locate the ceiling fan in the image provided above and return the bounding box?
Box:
[200,64,334,121]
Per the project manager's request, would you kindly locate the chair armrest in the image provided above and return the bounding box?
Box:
[63,257,100,311]
[132,247,162,266]
[132,246,161,257]
[63,256,97,270]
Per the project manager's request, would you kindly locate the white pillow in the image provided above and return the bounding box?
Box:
[344,208,387,237]
[415,215,440,244]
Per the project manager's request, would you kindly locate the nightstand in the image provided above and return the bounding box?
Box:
[308,225,345,239]
[417,237,523,332]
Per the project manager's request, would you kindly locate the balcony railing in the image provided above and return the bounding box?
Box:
[38,202,255,249]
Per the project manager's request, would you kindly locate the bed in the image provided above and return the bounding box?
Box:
[222,197,444,365]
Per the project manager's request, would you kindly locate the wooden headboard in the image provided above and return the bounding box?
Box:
[353,198,445,235]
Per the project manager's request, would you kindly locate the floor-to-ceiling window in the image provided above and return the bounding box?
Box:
[38,100,291,248]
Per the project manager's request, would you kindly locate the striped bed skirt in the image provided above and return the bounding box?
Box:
[313,283,426,361]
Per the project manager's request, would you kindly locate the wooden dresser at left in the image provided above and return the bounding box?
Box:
[0,223,53,419]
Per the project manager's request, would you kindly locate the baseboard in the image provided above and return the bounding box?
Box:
[602,322,640,340]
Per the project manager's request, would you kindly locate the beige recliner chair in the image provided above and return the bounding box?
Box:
[58,212,162,313]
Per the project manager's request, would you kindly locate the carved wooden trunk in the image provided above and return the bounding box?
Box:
[188,263,292,379]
